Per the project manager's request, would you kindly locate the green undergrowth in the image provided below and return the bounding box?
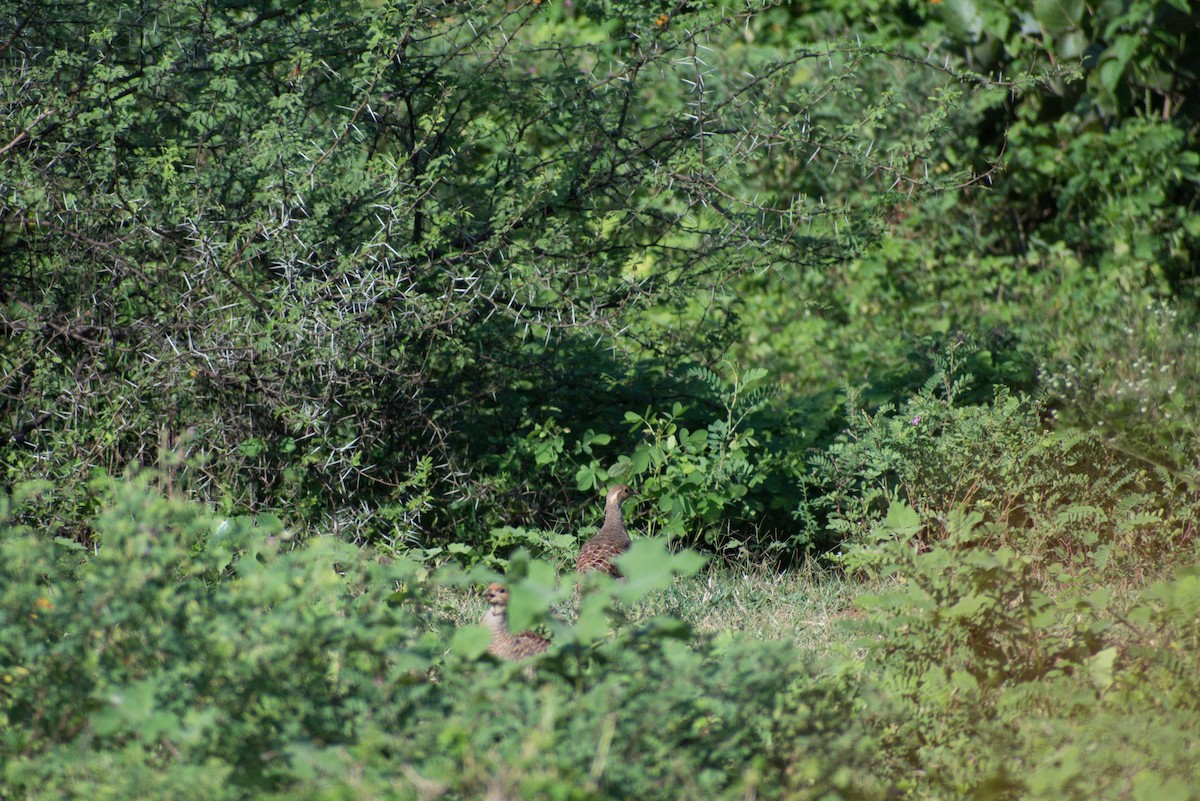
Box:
[3,477,1199,800]
[854,510,1200,799]
[4,0,1198,795]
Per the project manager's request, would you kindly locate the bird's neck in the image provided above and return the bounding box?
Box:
[485,607,510,635]
[603,501,626,534]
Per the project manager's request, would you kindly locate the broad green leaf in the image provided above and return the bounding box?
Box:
[250,513,283,532]
[575,592,611,644]
[946,593,988,619]
[576,463,598,491]
[614,539,675,601]
[91,679,159,736]
[1085,646,1118,691]
[1056,29,1086,60]
[613,540,706,602]
[936,0,985,42]
[450,624,491,659]
[671,549,708,578]
[508,559,564,630]
[1034,0,1082,34]
[878,501,921,538]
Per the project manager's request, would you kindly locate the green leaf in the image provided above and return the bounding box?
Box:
[508,560,564,630]
[936,0,986,42]
[576,463,598,491]
[238,437,265,457]
[252,512,284,534]
[1056,29,1087,60]
[946,593,988,619]
[585,431,611,447]
[950,669,979,693]
[877,501,921,538]
[671,549,708,578]
[53,536,86,552]
[613,540,706,602]
[450,625,491,659]
[1034,0,1083,35]
[575,592,611,644]
[91,679,159,737]
[1085,646,1118,691]
[1097,35,1140,94]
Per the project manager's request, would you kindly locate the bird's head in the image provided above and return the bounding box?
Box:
[485,582,509,607]
[606,483,635,506]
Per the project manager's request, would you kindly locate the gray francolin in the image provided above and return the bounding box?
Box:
[575,483,636,577]
[482,583,550,661]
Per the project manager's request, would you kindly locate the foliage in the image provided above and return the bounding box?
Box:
[5,469,1200,800]
[727,0,1200,469]
[1001,114,1200,295]
[1041,299,1200,481]
[854,512,1200,800]
[870,0,1200,284]
[1,0,1197,566]
[798,336,1185,572]
[567,364,785,547]
[2,0,1199,792]
[0,475,438,794]
[3,0,1200,796]
[915,0,1199,124]
[0,476,895,801]
[0,0,998,549]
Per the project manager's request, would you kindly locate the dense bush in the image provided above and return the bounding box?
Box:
[0,477,437,795]
[4,0,1200,793]
[0,478,890,800]
[5,465,1197,799]
[854,512,1200,800]
[787,340,1183,570]
[1,0,1075,555]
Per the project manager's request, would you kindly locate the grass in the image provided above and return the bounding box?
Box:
[434,555,874,657]
[639,558,868,647]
